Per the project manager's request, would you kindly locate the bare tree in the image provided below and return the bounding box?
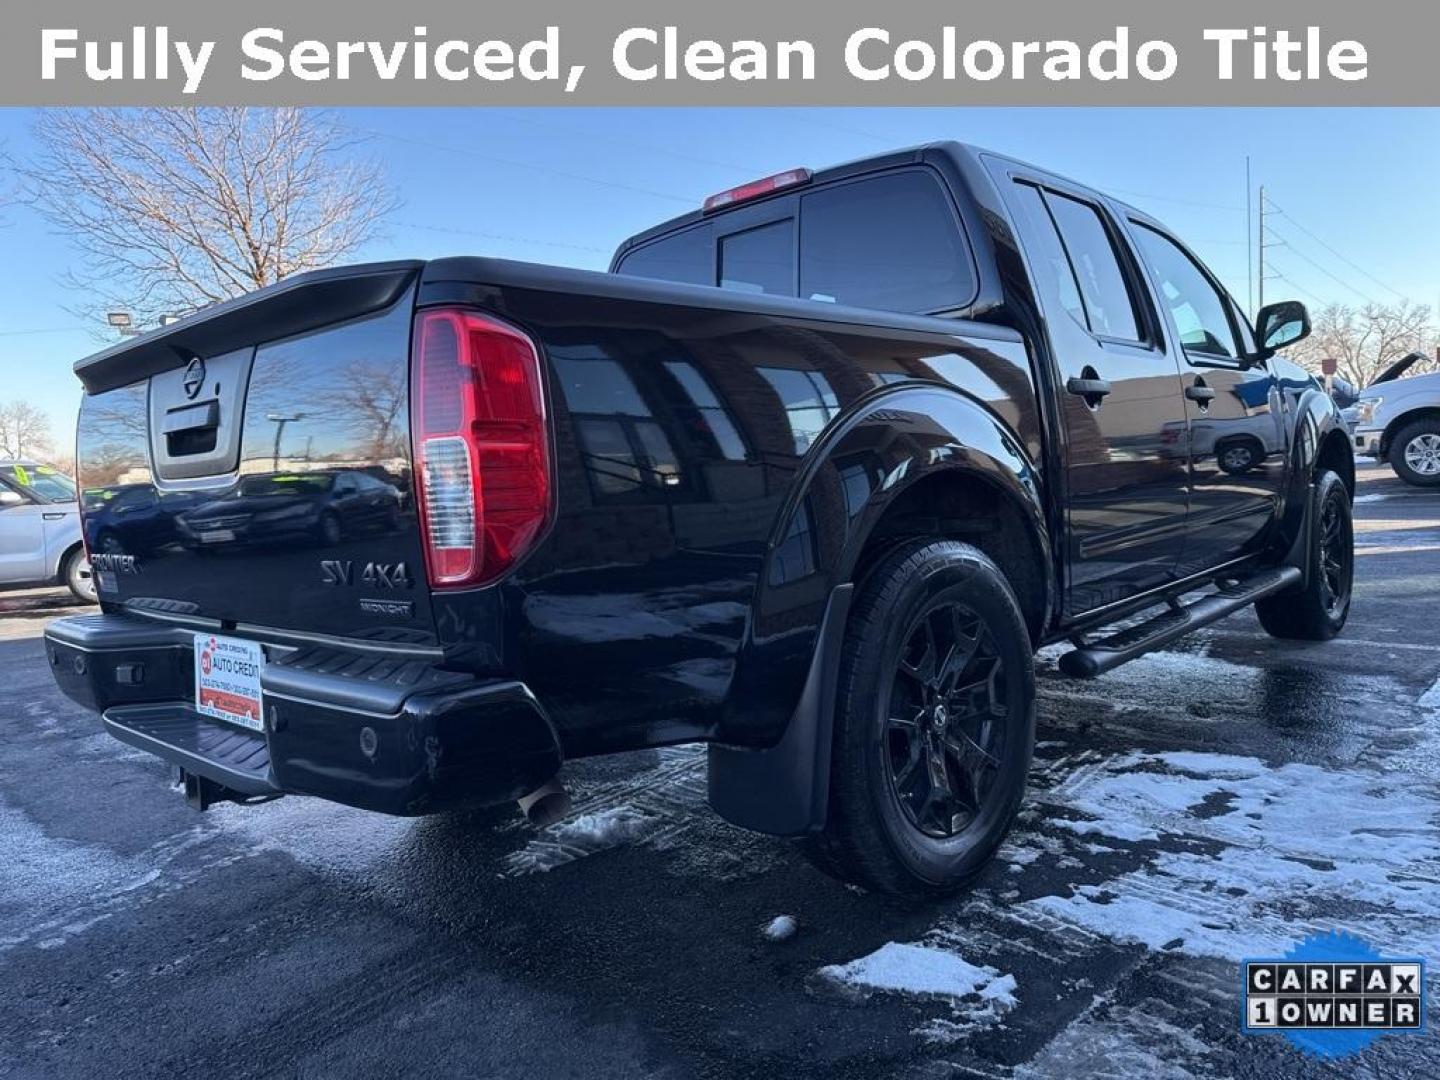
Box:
[21,108,396,326]
[0,400,55,460]
[1289,300,1436,388]
[336,361,409,462]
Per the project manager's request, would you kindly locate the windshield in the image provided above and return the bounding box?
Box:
[1,464,78,504]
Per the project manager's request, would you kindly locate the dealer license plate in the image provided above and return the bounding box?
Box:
[194,633,265,732]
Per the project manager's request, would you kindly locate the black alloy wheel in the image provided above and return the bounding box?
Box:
[884,600,1008,840]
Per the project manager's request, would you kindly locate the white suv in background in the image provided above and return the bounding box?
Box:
[0,461,95,601]
[1353,353,1440,487]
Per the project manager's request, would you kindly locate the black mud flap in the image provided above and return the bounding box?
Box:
[706,584,853,836]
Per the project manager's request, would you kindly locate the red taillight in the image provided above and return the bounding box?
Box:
[411,308,551,589]
[702,168,812,213]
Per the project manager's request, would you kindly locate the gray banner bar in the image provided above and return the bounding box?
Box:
[4,0,1435,105]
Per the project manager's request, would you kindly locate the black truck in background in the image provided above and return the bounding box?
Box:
[46,142,1354,894]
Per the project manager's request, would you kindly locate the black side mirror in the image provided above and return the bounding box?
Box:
[1255,300,1311,358]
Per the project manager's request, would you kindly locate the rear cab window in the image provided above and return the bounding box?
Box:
[720,221,794,295]
[615,167,977,317]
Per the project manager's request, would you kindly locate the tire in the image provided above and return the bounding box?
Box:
[62,547,97,604]
[1216,438,1261,476]
[1255,469,1353,641]
[1388,419,1440,487]
[802,540,1035,896]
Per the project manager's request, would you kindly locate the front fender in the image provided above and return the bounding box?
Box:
[718,384,1046,749]
[1274,381,1351,561]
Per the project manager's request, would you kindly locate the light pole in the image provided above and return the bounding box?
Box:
[267,413,305,472]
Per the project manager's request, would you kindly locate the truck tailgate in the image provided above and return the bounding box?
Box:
[75,262,438,644]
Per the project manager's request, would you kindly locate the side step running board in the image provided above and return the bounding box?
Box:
[1058,567,1301,679]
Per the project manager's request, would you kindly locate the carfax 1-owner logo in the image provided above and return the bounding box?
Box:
[1243,931,1427,1059]
[192,633,266,732]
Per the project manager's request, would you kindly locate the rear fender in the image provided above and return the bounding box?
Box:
[709,386,1046,833]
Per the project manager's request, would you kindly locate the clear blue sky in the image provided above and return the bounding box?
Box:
[3,106,1438,447]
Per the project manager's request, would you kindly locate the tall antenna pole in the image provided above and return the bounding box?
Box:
[1246,157,1253,317]
[1257,185,1266,312]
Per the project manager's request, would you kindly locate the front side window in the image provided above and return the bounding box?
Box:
[1132,226,1242,359]
[719,221,794,296]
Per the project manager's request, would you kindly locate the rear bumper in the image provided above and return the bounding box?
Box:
[44,613,561,815]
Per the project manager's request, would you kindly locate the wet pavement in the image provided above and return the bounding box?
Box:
[2,460,1438,1079]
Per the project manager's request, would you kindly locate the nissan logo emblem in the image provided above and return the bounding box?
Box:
[182,356,206,400]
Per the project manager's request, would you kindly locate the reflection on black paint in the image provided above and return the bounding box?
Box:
[769,500,818,586]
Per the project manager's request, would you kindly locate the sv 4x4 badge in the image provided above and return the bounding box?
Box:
[319,560,414,589]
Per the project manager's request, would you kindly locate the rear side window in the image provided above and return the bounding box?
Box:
[800,171,975,312]
[719,221,794,295]
[619,226,713,287]
[1010,184,1088,329]
[1041,191,1142,342]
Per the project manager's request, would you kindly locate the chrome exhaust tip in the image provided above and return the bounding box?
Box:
[517,777,571,828]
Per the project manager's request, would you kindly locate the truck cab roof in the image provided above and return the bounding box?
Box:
[612,139,1144,265]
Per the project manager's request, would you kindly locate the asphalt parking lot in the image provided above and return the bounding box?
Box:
[2,459,1438,1080]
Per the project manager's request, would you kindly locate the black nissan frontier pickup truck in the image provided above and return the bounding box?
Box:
[46,142,1354,894]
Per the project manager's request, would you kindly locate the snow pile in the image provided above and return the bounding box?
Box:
[816,941,1019,1044]
[761,915,798,941]
[818,941,1017,1005]
[1029,749,1440,960]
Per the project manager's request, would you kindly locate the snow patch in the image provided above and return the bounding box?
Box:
[817,941,1018,1015]
[1029,750,1440,960]
[1003,847,1042,867]
[503,806,658,875]
[1419,677,1440,711]
[761,915,798,941]
[553,807,656,848]
[1015,1001,1210,1079]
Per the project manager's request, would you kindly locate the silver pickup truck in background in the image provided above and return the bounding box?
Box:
[1352,353,1440,486]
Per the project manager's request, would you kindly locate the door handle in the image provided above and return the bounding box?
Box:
[1185,382,1217,404]
[1066,376,1112,400]
[42,512,66,521]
